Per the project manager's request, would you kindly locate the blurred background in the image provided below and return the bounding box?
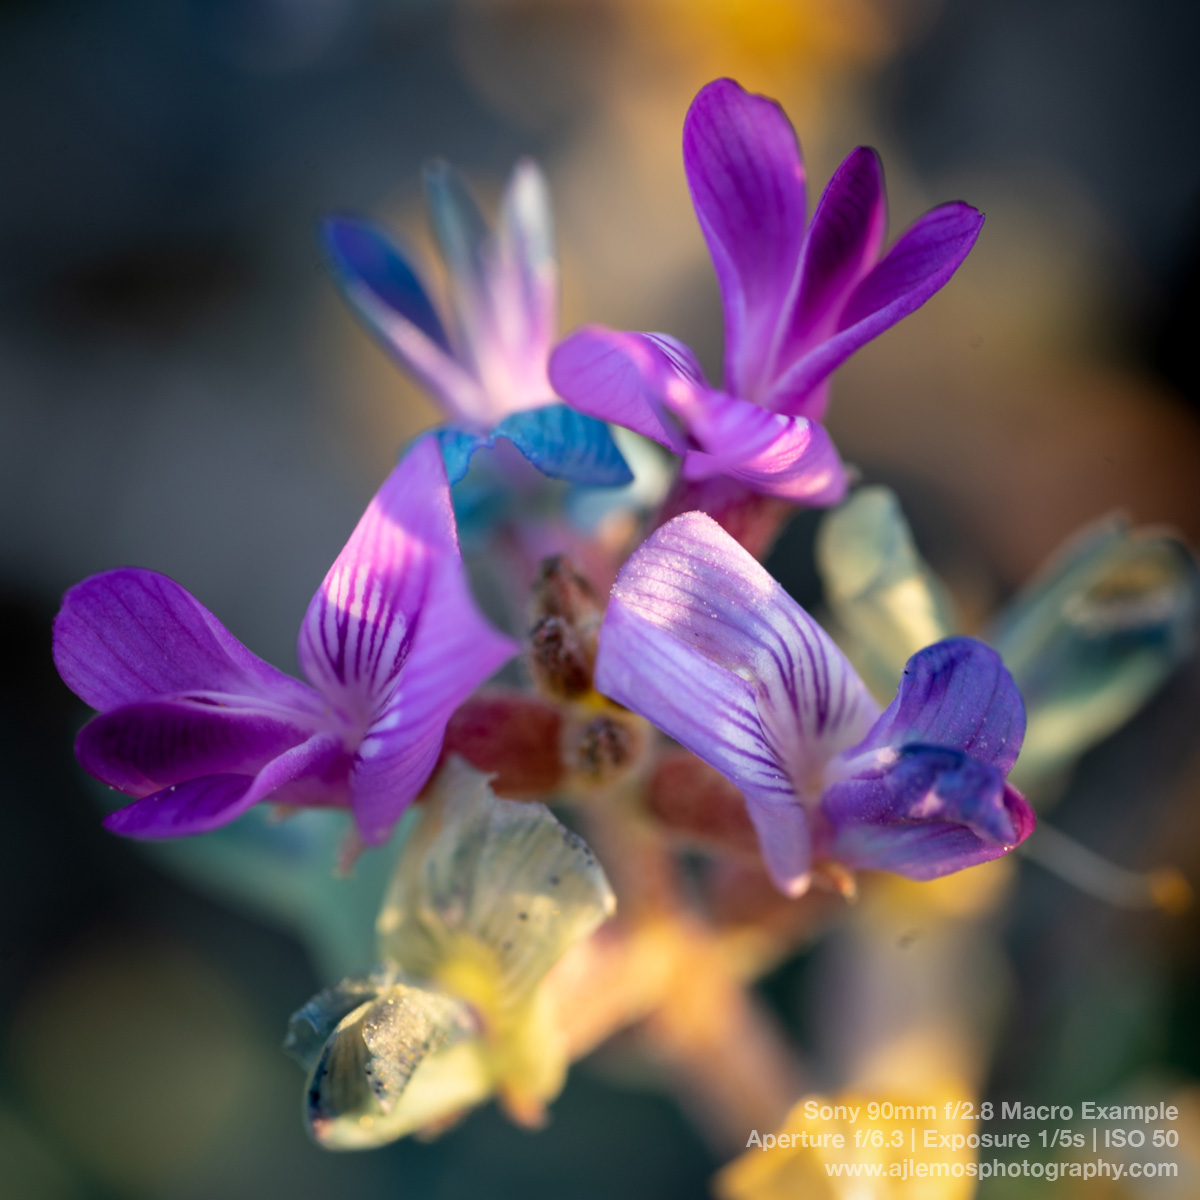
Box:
[3,0,1200,1196]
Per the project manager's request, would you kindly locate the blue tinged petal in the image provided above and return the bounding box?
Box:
[322,216,488,422]
[494,405,632,486]
[322,216,449,351]
[435,426,488,486]
[433,407,632,489]
[820,745,1035,879]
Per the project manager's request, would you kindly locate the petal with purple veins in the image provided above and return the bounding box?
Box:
[682,78,807,401]
[349,543,520,845]
[843,637,1026,773]
[769,202,984,408]
[53,567,322,717]
[298,439,469,726]
[819,745,1035,879]
[595,513,880,892]
[301,442,518,844]
[768,147,887,416]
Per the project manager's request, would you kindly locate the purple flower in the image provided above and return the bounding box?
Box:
[595,513,1033,895]
[549,78,984,504]
[324,160,631,488]
[52,440,519,845]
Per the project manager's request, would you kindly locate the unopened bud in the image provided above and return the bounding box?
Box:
[563,710,646,786]
[528,556,604,699]
[532,555,603,629]
[529,614,593,699]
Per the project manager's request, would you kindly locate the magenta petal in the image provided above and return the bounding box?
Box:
[103,775,254,839]
[350,553,519,845]
[596,513,881,891]
[548,326,689,452]
[677,390,848,504]
[769,147,886,414]
[53,568,322,716]
[770,202,984,406]
[847,638,1026,772]
[683,79,807,400]
[820,748,1035,879]
[75,701,317,797]
[102,732,348,839]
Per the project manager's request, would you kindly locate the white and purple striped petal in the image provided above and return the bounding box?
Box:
[596,513,880,893]
[298,438,514,729]
[683,78,807,403]
[298,438,518,842]
[349,535,519,845]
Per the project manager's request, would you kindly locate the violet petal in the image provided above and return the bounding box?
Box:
[75,700,318,798]
[298,439,464,724]
[102,731,348,839]
[53,567,322,717]
[770,146,886,415]
[677,389,848,504]
[820,746,1035,879]
[349,544,519,844]
[845,637,1026,772]
[682,78,807,400]
[770,202,984,407]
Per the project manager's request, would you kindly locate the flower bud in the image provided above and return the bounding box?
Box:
[562,709,647,786]
[528,556,603,699]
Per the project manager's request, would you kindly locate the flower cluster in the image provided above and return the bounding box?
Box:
[51,76,1190,1159]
